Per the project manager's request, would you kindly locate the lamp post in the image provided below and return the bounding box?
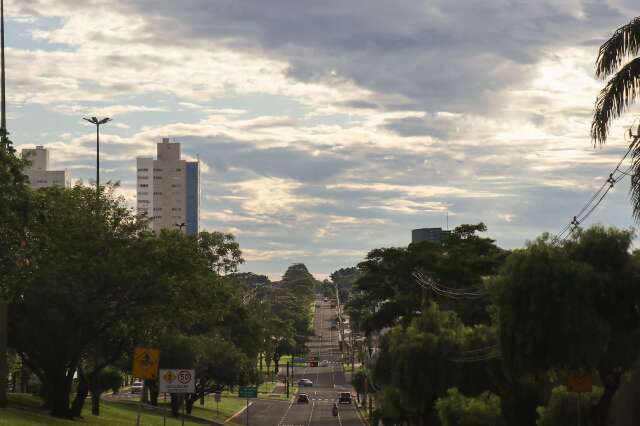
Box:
[82,116,111,198]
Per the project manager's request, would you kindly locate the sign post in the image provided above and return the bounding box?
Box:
[132,347,160,426]
[238,386,258,426]
[160,369,196,426]
[214,391,221,416]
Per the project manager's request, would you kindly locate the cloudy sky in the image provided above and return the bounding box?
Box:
[6,0,640,279]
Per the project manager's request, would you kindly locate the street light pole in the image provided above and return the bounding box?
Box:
[82,117,111,199]
[0,0,8,408]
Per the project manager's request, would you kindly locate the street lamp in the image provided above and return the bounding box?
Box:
[83,116,112,197]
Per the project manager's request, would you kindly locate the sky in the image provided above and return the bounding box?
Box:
[6,0,640,280]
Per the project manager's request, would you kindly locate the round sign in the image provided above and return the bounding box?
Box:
[178,370,192,384]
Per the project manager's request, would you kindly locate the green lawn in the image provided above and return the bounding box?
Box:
[0,394,245,426]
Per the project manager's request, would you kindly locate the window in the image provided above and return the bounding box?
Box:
[153,168,163,172]
[154,208,163,211]
[138,168,149,172]
[138,192,148,196]
[172,208,182,211]
[172,184,181,188]
[153,192,163,195]
[154,176,162,180]
[140,184,149,188]
[138,200,150,204]
[176,168,182,172]
[138,176,149,180]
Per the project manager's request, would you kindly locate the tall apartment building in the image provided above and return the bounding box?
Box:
[411,227,451,244]
[21,146,70,189]
[136,138,200,235]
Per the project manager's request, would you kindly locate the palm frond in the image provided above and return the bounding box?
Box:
[591,57,640,144]
[629,140,640,221]
[596,16,640,78]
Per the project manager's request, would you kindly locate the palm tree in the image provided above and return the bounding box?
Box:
[592,16,640,217]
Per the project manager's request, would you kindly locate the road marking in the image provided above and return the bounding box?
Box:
[277,399,295,426]
[307,401,316,426]
[225,401,253,423]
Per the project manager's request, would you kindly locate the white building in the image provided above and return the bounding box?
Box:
[21,146,70,189]
[137,138,200,235]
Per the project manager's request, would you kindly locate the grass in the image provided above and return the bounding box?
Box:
[0,394,245,426]
[159,394,246,424]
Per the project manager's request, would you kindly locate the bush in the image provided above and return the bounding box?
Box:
[436,388,505,426]
[537,385,602,426]
[99,368,123,394]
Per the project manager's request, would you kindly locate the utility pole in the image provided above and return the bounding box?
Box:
[82,116,111,200]
[0,0,8,408]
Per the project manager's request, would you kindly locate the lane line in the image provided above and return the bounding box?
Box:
[307,401,316,426]
[276,399,295,426]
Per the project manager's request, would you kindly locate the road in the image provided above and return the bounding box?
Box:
[245,299,364,426]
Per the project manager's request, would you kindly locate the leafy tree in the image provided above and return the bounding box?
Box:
[353,224,505,333]
[373,303,469,424]
[0,134,29,407]
[197,231,244,275]
[435,388,504,426]
[494,227,640,426]
[279,263,317,302]
[6,186,193,418]
[537,386,602,426]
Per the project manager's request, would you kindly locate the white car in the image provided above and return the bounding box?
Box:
[298,378,313,387]
[320,360,329,366]
[131,381,144,394]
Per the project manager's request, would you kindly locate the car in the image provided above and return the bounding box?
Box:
[320,360,329,366]
[323,297,328,302]
[338,392,352,404]
[298,378,313,387]
[131,381,144,394]
[297,393,310,404]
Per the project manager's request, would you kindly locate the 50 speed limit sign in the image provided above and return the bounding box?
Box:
[159,369,195,393]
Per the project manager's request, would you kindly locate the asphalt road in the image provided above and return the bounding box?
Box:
[246,300,364,426]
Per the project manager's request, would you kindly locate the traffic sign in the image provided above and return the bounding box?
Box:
[214,391,222,402]
[238,386,258,398]
[568,373,593,393]
[132,347,160,380]
[159,369,196,394]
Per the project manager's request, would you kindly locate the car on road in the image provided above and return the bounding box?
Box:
[338,392,352,405]
[131,381,144,394]
[297,393,310,404]
[320,360,329,366]
[298,378,313,387]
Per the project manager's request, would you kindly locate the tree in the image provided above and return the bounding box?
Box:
[7,185,194,418]
[196,231,244,275]
[591,16,640,217]
[536,386,602,426]
[435,388,505,426]
[0,134,29,407]
[353,224,505,333]
[373,303,469,425]
[494,227,640,426]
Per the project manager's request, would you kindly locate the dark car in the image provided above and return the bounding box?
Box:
[297,393,310,404]
[338,392,352,404]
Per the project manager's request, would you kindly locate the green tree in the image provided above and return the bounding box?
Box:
[435,388,504,426]
[0,135,29,407]
[494,227,640,426]
[197,231,244,275]
[536,386,602,426]
[353,224,505,333]
[373,303,469,424]
[6,186,191,418]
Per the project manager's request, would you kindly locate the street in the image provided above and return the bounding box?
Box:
[245,300,364,426]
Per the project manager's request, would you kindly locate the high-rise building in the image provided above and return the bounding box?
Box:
[136,138,200,235]
[21,146,70,189]
[411,227,451,244]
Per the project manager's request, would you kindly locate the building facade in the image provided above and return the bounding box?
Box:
[136,138,199,235]
[411,227,451,244]
[21,146,70,189]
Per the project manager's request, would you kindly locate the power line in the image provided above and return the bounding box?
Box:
[553,129,640,243]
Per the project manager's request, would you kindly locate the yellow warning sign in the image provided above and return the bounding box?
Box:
[568,373,592,393]
[132,347,160,380]
[163,370,176,384]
